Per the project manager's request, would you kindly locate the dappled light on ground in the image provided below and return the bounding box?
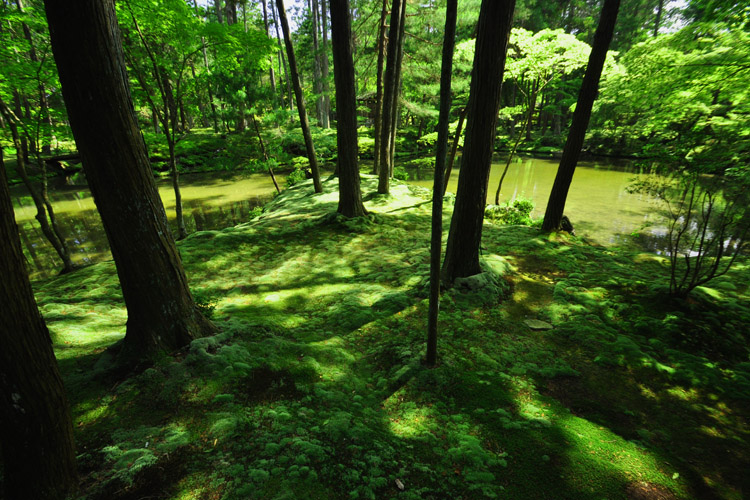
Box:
[26,175,750,499]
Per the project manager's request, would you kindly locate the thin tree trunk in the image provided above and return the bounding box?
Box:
[443,106,466,196]
[201,38,220,131]
[426,0,457,367]
[251,114,281,193]
[276,0,322,192]
[44,0,216,364]
[442,0,515,284]
[377,0,404,194]
[653,0,664,37]
[495,113,529,205]
[388,0,407,176]
[0,149,79,500]
[262,0,277,93]
[311,0,324,126]
[330,0,367,217]
[372,0,388,175]
[542,0,621,232]
[0,97,74,273]
[320,0,331,128]
[271,0,293,111]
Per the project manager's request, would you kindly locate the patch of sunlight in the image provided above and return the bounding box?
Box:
[666,386,699,401]
[263,293,281,303]
[695,286,723,300]
[638,384,658,399]
[557,411,686,496]
[699,425,725,438]
[76,399,111,425]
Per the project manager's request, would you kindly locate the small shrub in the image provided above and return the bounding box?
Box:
[393,166,410,181]
[485,198,535,225]
[193,289,218,318]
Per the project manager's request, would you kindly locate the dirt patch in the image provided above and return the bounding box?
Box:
[625,481,677,500]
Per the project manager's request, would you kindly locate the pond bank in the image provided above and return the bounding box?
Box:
[31,175,750,500]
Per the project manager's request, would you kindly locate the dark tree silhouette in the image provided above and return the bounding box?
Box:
[0,150,78,500]
[542,0,621,232]
[330,0,367,217]
[441,0,515,284]
[44,0,215,364]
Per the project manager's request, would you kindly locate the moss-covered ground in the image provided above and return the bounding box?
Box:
[21,175,750,499]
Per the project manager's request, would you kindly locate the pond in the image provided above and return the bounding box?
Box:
[11,156,663,280]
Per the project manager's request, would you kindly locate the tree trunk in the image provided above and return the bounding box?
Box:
[262,0,277,93]
[311,0,324,127]
[276,0,323,193]
[653,0,664,37]
[330,0,367,217]
[372,0,388,175]
[443,106,466,196]
[320,0,331,128]
[377,0,404,194]
[201,38,220,132]
[0,97,74,273]
[541,0,620,232]
[426,0,457,367]
[0,149,78,500]
[441,0,515,284]
[215,0,223,23]
[271,0,294,111]
[388,0,407,176]
[43,0,216,364]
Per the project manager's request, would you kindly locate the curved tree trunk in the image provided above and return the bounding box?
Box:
[330,0,366,217]
[44,0,216,365]
[276,0,323,193]
[0,149,79,500]
[541,0,621,232]
[441,0,515,284]
[426,0,458,367]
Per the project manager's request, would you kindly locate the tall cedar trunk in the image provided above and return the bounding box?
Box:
[426,0,457,367]
[320,0,331,128]
[372,0,388,175]
[376,0,404,194]
[215,0,223,23]
[0,150,78,500]
[311,0,324,126]
[330,0,367,217]
[271,0,294,111]
[388,0,407,176]
[441,0,515,284]
[276,0,323,192]
[43,0,216,363]
[541,0,620,232]
[262,0,277,93]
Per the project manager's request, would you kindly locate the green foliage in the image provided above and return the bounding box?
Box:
[485,198,536,226]
[193,289,218,318]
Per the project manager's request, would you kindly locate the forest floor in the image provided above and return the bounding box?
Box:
[22,175,750,499]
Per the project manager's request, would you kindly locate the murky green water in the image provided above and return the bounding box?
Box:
[10,171,285,280]
[408,155,664,248]
[11,156,663,279]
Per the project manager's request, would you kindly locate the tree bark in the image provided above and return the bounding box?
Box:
[311,0,324,126]
[320,0,331,128]
[261,0,277,93]
[377,0,404,194]
[387,0,407,177]
[271,0,294,111]
[0,149,78,500]
[276,0,323,192]
[372,0,388,175]
[541,0,620,232]
[43,0,216,364]
[443,106,466,196]
[330,0,367,217]
[426,0,457,367]
[441,0,515,284]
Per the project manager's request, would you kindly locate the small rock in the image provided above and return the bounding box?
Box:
[524,319,554,331]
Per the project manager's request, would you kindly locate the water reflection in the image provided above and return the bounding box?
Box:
[11,171,285,280]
